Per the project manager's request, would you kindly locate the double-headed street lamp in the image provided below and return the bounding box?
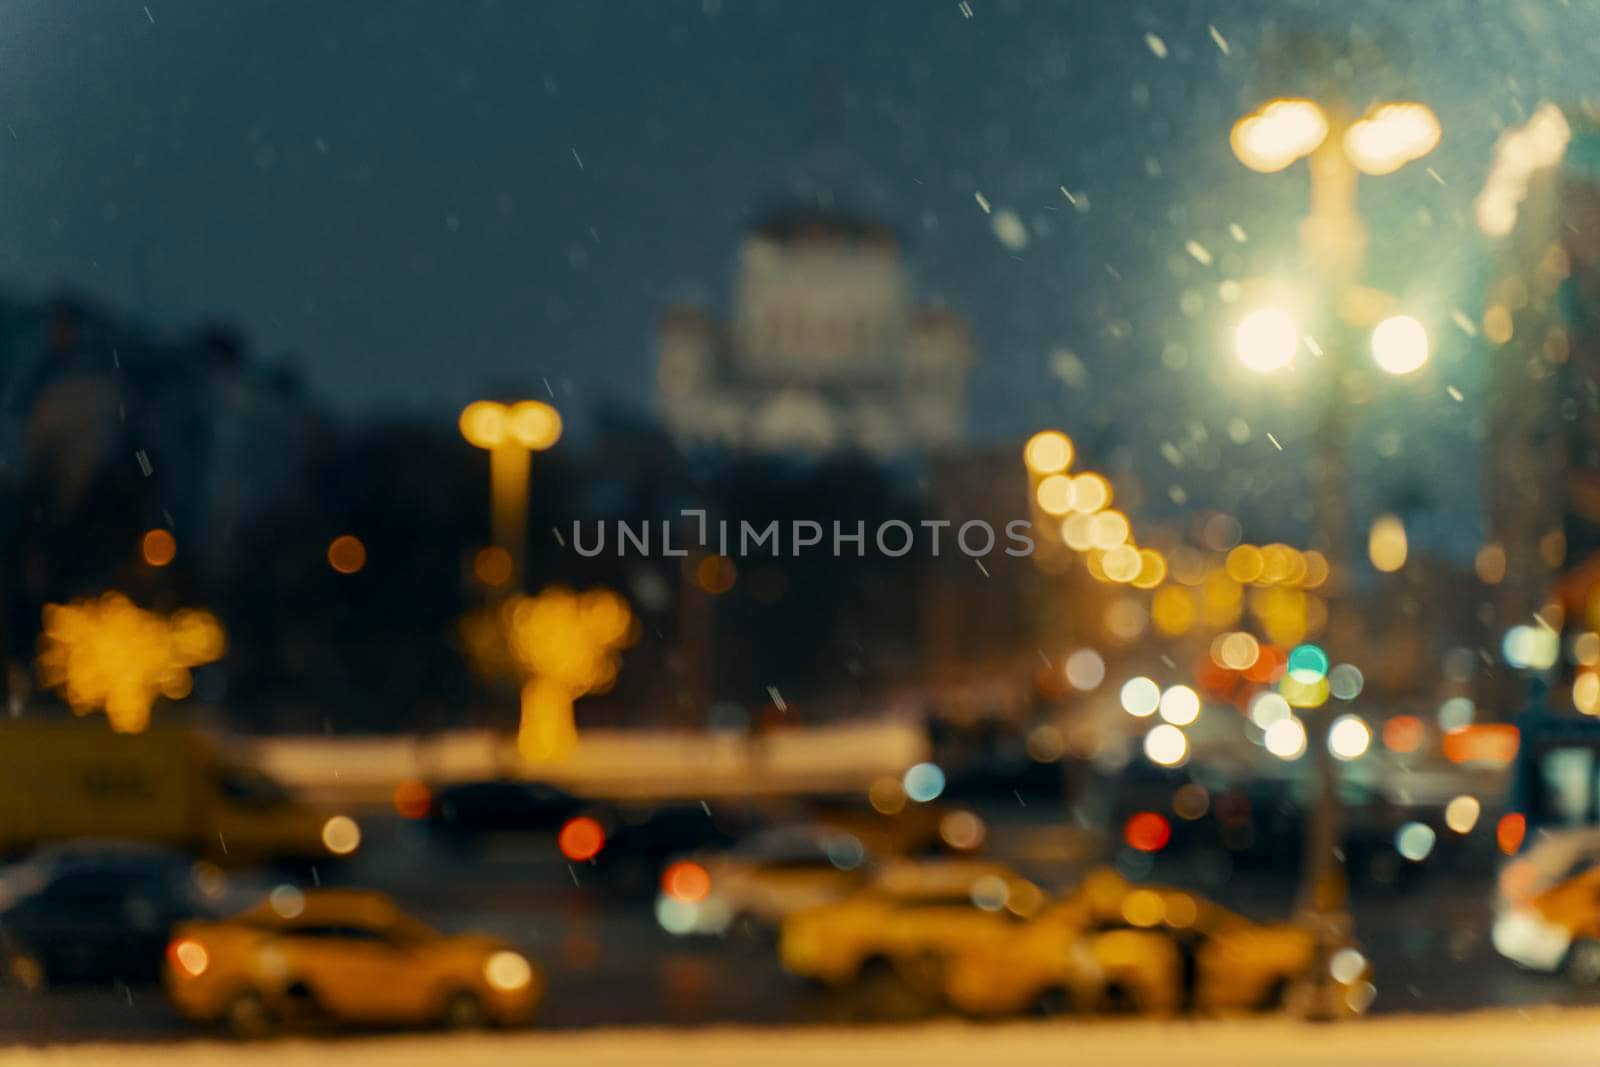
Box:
[459,399,562,592]
[1230,96,1441,377]
[1229,93,1440,1018]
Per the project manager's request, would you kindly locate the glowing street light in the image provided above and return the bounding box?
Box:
[1234,306,1299,372]
[1230,84,1442,966]
[1343,102,1442,176]
[1370,314,1430,375]
[1023,430,1074,475]
[1231,99,1329,174]
[460,399,562,591]
[36,593,226,734]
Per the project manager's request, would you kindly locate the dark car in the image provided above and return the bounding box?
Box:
[0,843,212,991]
[426,778,587,838]
[582,803,765,894]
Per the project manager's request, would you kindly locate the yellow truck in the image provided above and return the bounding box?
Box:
[0,720,354,865]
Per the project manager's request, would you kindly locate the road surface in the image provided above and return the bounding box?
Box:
[2,808,1596,1042]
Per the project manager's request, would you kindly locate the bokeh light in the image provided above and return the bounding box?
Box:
[902,762,946,803]
[1158,685,1201,726]
[328,534,367,574]
[1234,306,1298,372]
[1035,473,1075,515]
[1144,723,1189,767]
[1264,716,1307,760]
[1064,648,1106,691]
[1445,795,1482,834]
[559,815,606,862]
[1396,821,1437,862]
[1286,643,1329,684]
[1368,515,1408,573]
[1371,315,1430,375]
[1120,676,1161,717]
[1231,98,1329,173]
[141,529,177,567]
[1383,714,1426,754]
[1023,430,1073,474]
[1124,811,1172,852]
[1328,714,1372,761]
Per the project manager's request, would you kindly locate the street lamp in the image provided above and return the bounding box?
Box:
[1234,306,1300,373]
[1230,97,1440,375]
[459,399,562,591]
[1370,314,1430,376]
[1230,91,1440,1018]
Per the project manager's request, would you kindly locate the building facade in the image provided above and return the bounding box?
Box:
[658,211,971,457]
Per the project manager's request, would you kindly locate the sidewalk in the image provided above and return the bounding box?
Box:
[8,1011,1599,1067]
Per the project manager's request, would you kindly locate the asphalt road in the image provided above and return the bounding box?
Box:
[2,810,1596,1043]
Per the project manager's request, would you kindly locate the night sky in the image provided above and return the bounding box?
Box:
[2,0,1596,554]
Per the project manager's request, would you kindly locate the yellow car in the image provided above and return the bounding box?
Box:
[164,889,541,1036]
[779,858,1044,993]
[943,916,1183,1016]
[943,869,1185,1016]
[1494,831,1600,981]
[945,868,1371,1018]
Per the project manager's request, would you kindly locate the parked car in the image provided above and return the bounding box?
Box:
[0,721,349,864]
[425,778,586,838]
[779,858,1041,990]
[0,842,213,991]
[945,868,1372,1018]
[655,824,873,937]
[165,888,541,1037]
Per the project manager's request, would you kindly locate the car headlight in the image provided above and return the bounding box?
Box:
[321,815,361,855]
[1493,909,1571,971]
[167,938,210,978]
[484,950,533,992]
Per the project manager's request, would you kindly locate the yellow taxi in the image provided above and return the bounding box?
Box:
[1495,833,1600,981]
[778,858,1045,994]
[943,871,1183,1016]
[945,868,1372,1018]
[164,888,541,1036]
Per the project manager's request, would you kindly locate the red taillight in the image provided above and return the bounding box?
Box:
[661,861,711,902]
[168,938,209,977]
[1498,813,1527,856]
[1124,811,1172,853]
[393,778,432,820]
[559,816,606,862]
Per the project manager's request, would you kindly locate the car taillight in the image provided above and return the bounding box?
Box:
[661,861,711,902]
[559,816,606,862]
[168,938,209,977]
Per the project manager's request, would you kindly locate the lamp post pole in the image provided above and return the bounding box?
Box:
[459,399,563,593]
[1300,104,1360,936]
[1231,92,1439,1016]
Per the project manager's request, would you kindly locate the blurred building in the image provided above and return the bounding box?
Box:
[657,210,971,457]
[1480,106,1598,641]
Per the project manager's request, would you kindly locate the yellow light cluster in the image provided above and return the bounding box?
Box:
[36,593,226,734]
[1024,431,1157,589]
[459,399,563,452]
[1231,98,1329,174]
[461,587,636,762]
[1223,544,1329,589]
[1344,102,1442,176]
[1024,432,1332,647]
